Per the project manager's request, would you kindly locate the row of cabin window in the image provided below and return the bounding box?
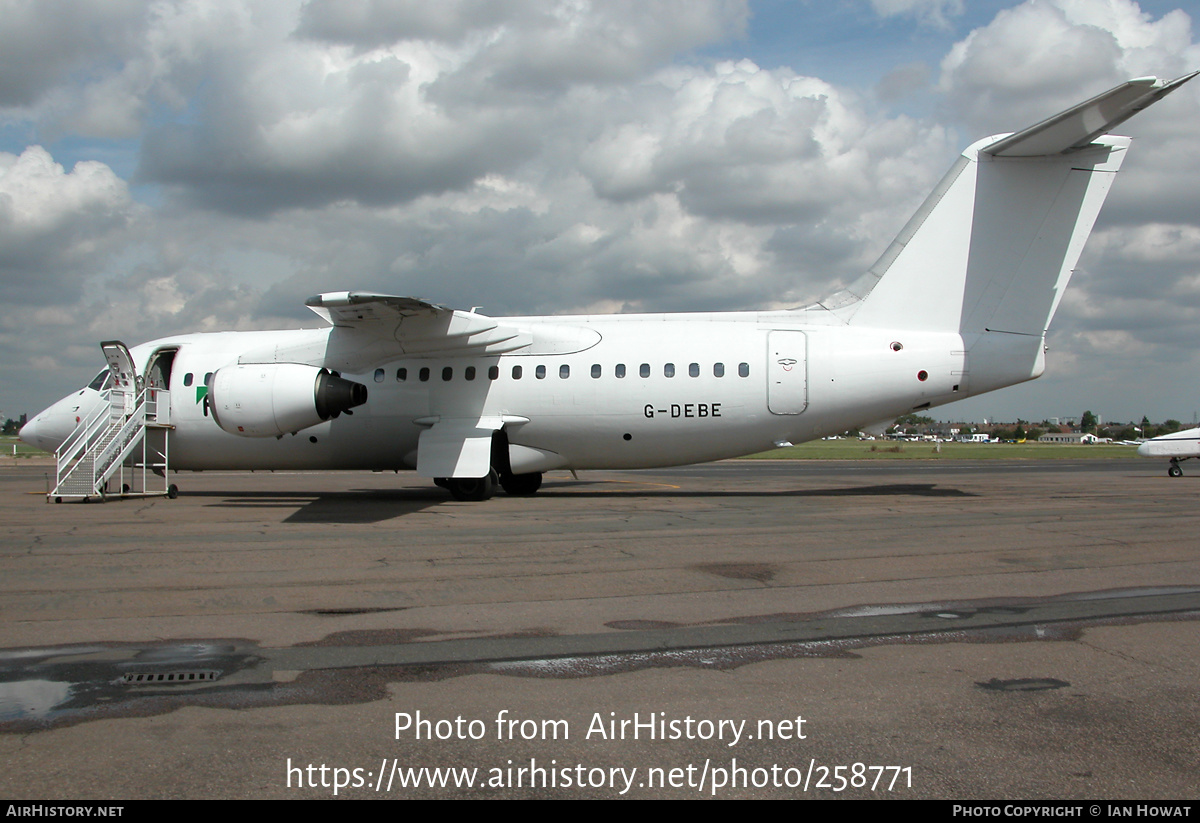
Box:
[377,362,752,383]
[181,372,213,387]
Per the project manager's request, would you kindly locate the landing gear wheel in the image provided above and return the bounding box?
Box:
[445,472,496,501]
[500,471,542,496]
[1169,464,1183,477]
[167,484,179,499]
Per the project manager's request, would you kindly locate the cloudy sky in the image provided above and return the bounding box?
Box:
[2,0,1199,425]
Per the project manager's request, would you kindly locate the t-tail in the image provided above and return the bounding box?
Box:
[820,72,1197,398]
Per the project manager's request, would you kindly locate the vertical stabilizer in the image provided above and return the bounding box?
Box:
[828,73,1195,336]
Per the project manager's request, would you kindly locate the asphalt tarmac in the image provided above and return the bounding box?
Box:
[1,456,1198,799]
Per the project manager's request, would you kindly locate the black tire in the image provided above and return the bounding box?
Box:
[1169,465,1183,477]
[446,472,495,501]
[500,471,542,496]
[167,484,179,499]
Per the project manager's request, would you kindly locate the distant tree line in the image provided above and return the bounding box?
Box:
[888,410,1187,442]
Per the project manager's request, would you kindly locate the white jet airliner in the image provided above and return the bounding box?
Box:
[21,73,1196,501]
[1137,427,1200,476]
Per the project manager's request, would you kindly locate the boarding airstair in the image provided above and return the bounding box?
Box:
[50,341,176,502]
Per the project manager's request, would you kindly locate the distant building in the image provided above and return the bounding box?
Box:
[1038,432,1098,444]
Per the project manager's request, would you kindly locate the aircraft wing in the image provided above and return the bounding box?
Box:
[305,291,530,355]
[305,291,447,325]
[235,291,532,373]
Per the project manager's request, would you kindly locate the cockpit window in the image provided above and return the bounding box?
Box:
[87,369,112,391]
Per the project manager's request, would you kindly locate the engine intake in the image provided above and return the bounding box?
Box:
[208,364,367,437]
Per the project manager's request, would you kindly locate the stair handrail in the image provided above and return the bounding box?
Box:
[91,390,149,484]
[54,389,114,487]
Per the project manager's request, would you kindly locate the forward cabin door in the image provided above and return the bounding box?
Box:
[766,330,808,415]
[100,340,139,417]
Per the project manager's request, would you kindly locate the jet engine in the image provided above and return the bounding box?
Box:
[207,364,367,437]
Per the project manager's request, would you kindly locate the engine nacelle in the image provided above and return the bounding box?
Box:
[208,364,367,437]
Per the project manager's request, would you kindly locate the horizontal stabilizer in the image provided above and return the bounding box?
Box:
[984,71,1198,157]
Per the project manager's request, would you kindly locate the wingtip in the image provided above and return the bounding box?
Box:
[1129,70,1198,89]
[1177,69,1200,87]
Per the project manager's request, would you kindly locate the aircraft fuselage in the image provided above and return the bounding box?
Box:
[103,311,983,473]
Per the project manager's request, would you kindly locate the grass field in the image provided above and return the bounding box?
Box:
[0,436,47,457]
[748,439,1139,460]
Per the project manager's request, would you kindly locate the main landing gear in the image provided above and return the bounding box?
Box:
[434,431,546,501]
[437,472,496,502]
[499,471,542,496]
[1169,458,1184,477]
[434,470,543,501]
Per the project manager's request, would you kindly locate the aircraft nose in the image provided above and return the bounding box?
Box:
[19,415,53,452]
[20,388,105,453]
[1136,441,1150,457]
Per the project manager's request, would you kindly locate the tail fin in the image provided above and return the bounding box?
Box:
[826,73,1196,335]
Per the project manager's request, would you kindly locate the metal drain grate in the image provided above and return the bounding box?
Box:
[120,670,220,685]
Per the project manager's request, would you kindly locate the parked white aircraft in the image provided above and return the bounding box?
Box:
[1137,427,1200,476]
[21,73,1196,500]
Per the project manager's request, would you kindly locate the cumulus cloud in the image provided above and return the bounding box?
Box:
[939,0,1198,133]
[0,0,148,108]
[136,0,751,213]
[296,0,521,46]
[0,146,134,303]
[299,0,749,89]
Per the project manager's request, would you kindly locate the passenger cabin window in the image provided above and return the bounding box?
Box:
[465,366,476,381]
[442,367,453,381]
[374,368,385,382]
[419,367,430,382]
[714,363,724,377]
[591,364,601,378]
[739,362,750,377]
[488,365,499,380]
[397,367,407,382]
[615,364,626,378]
[560,365,570,379]
[640,364,650,378]
[512,365,522,379]
[183,373,194,387]
[664,363,675,378]
[536,365,546,379]
[689,363,699,377]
